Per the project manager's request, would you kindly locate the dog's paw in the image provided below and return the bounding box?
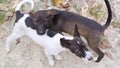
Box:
[49,60,55,67]
[93,57,98,61]
[55,55,62,60]
[5,46,10,53]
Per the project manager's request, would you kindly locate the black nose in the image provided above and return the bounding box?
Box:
[37,31,45,35]
[88,57,93,60]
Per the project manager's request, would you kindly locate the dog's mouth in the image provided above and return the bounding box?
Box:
[74,50,93,61]
[81,51,93,61]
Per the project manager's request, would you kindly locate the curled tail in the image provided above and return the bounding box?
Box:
[15,0,34,11]
[103,0,112,30]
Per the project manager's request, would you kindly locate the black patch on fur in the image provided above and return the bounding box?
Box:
[15,11,24,23]
[25,17,36,29]
[47,29,57,37]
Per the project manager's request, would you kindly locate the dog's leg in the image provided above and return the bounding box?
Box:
[44,50,55,66]
[54,54,62,60]
[87,36,104,62]
[5,28,24,53]
[93,47,104,62]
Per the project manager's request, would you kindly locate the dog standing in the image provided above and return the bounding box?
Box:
[30,0,112,62]
[5,0,92,66]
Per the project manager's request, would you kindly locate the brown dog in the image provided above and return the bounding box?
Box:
[30,0,112,62]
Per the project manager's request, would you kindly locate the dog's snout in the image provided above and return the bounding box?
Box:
[39,31,44,33]
[82,51,93,61]
[36,24,47,35]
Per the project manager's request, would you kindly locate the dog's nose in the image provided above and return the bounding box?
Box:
[37,31,45,35]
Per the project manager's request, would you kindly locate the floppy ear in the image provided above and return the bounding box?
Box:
[47,9,59,15]
[73,24,80,37]
[47,9,59,18]
[45,9,59,26]
[60,38,71,48]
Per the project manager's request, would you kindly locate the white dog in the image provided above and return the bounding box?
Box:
[5,0,92,66]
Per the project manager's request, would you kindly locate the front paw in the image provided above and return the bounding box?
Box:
[5,46,10,53]
[55,55,62,60]
[49,60,55,67]
[93,57,98,62]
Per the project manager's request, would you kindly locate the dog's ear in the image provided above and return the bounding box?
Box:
[73,24,80,37]
[45,9,59,26]
[73,25,85,44]
[60,38,71,48]
[47,9,59,15]
[47,9,59,18]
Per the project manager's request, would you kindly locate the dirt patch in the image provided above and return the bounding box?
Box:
[0,0,120,68]
[0,15,120,68]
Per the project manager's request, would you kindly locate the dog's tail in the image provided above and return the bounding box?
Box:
[102,0,112,30]
[15,0,34,11]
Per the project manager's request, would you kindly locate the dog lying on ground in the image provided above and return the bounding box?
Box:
[30,0,112,62]
[5,0,92,66]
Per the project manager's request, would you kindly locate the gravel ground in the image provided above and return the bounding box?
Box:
[0,15,120,68]
[0,0,120,68]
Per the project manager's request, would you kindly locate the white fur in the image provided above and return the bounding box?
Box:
[15,0,34,11]
[5,0,92,66]
[5,14,71,66]
[82,51,92,61]
[5,13,92,65]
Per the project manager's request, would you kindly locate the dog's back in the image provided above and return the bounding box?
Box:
[51,10,103,37]
[51,0,112,62]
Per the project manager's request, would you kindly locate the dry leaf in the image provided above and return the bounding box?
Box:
[100,37,111,49]
[11,0,19,9]
[100,43,111,49]
[4,12,14,21]
[0,4,9,11]
[81,6,88,17]
[105,51,113,60]
[62,2,70,9]
[53,0,62,6]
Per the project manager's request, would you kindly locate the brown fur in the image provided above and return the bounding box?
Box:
[30,0,112,62]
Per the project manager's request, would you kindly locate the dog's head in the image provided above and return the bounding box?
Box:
[60,25,92,61]
[30,9,59,35]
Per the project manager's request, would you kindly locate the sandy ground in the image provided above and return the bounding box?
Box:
[0,15,120,68]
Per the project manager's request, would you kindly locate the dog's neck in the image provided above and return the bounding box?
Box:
[45,29,74,40]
